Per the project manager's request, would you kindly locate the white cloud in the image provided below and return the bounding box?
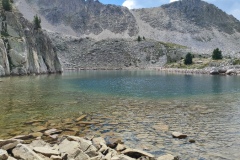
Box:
[122,0,169,9]
[170,0,179,2]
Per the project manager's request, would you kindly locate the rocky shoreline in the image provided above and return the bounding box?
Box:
[0,113,192,160]
[0,134,179,160]
[64,66,240,76]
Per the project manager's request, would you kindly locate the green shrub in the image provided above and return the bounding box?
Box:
[2,0,12,11]
[184,53,193,65]
[212,48,223,60]
[137,36,142,42]
[33,15,41,29]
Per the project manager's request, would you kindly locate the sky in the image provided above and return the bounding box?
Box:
[99,0,240,21]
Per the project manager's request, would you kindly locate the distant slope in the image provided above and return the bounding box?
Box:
[14,0,240,56]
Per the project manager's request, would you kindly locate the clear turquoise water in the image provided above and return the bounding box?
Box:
[0,70,240,160]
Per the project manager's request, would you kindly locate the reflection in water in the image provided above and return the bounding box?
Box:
[0,71,240,159]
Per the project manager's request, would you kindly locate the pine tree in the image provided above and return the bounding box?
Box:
[212,48,223,60]
[33,15,41,29]
[184,53,193,65]
[2,0,12,11]
[137,36,142,42]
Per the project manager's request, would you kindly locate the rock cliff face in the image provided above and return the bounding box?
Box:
[15,0,240,55]
[0,4,62,76]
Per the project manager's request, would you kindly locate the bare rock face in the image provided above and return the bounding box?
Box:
[15,0,240,56]
[0,6,62,76]
[50,33,190,69]
[20,0,138,37]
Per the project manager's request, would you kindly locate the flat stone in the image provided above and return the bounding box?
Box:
[152,124,169,132]
[157,154,175,160]
[33,147,60,157]
[12,144,44,160]
[31,126,48,133]
[11,135,33,140]
[24,120,45,125]
[0,149,8,160]
[0,139,20,150]
[122,148,154,159]
[61,131,78,136]
[44,129,62,135]
[77,121,99,125]
[172,132,187,139]
[75,115,87,122]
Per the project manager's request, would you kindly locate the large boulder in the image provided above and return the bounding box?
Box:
[0,149,8,160]
[12,144,44,160]
[226,69,237,75]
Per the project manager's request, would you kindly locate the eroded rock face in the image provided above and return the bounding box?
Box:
[17,0,138,37]
[0,8,62,76]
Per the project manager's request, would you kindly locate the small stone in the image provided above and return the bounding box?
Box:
[189,139,196,143]
[0,149,8,160]
[157,154,175,160]
[75,115,87,122]
[172,132,187,139]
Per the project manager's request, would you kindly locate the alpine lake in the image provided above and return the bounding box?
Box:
[0,70,240,160]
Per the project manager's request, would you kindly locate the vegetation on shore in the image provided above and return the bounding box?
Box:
[165,48,239,69]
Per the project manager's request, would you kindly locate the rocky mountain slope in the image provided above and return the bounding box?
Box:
[13,0,240,69]
[49,32,189,69]
[0,2,62,76]
[15,0,240,55]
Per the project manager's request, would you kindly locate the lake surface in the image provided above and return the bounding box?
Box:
[0,70,240,160]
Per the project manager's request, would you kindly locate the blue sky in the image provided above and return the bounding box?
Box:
[99,0,240,21]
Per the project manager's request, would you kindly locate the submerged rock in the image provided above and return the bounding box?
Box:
[172,132,188,139]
